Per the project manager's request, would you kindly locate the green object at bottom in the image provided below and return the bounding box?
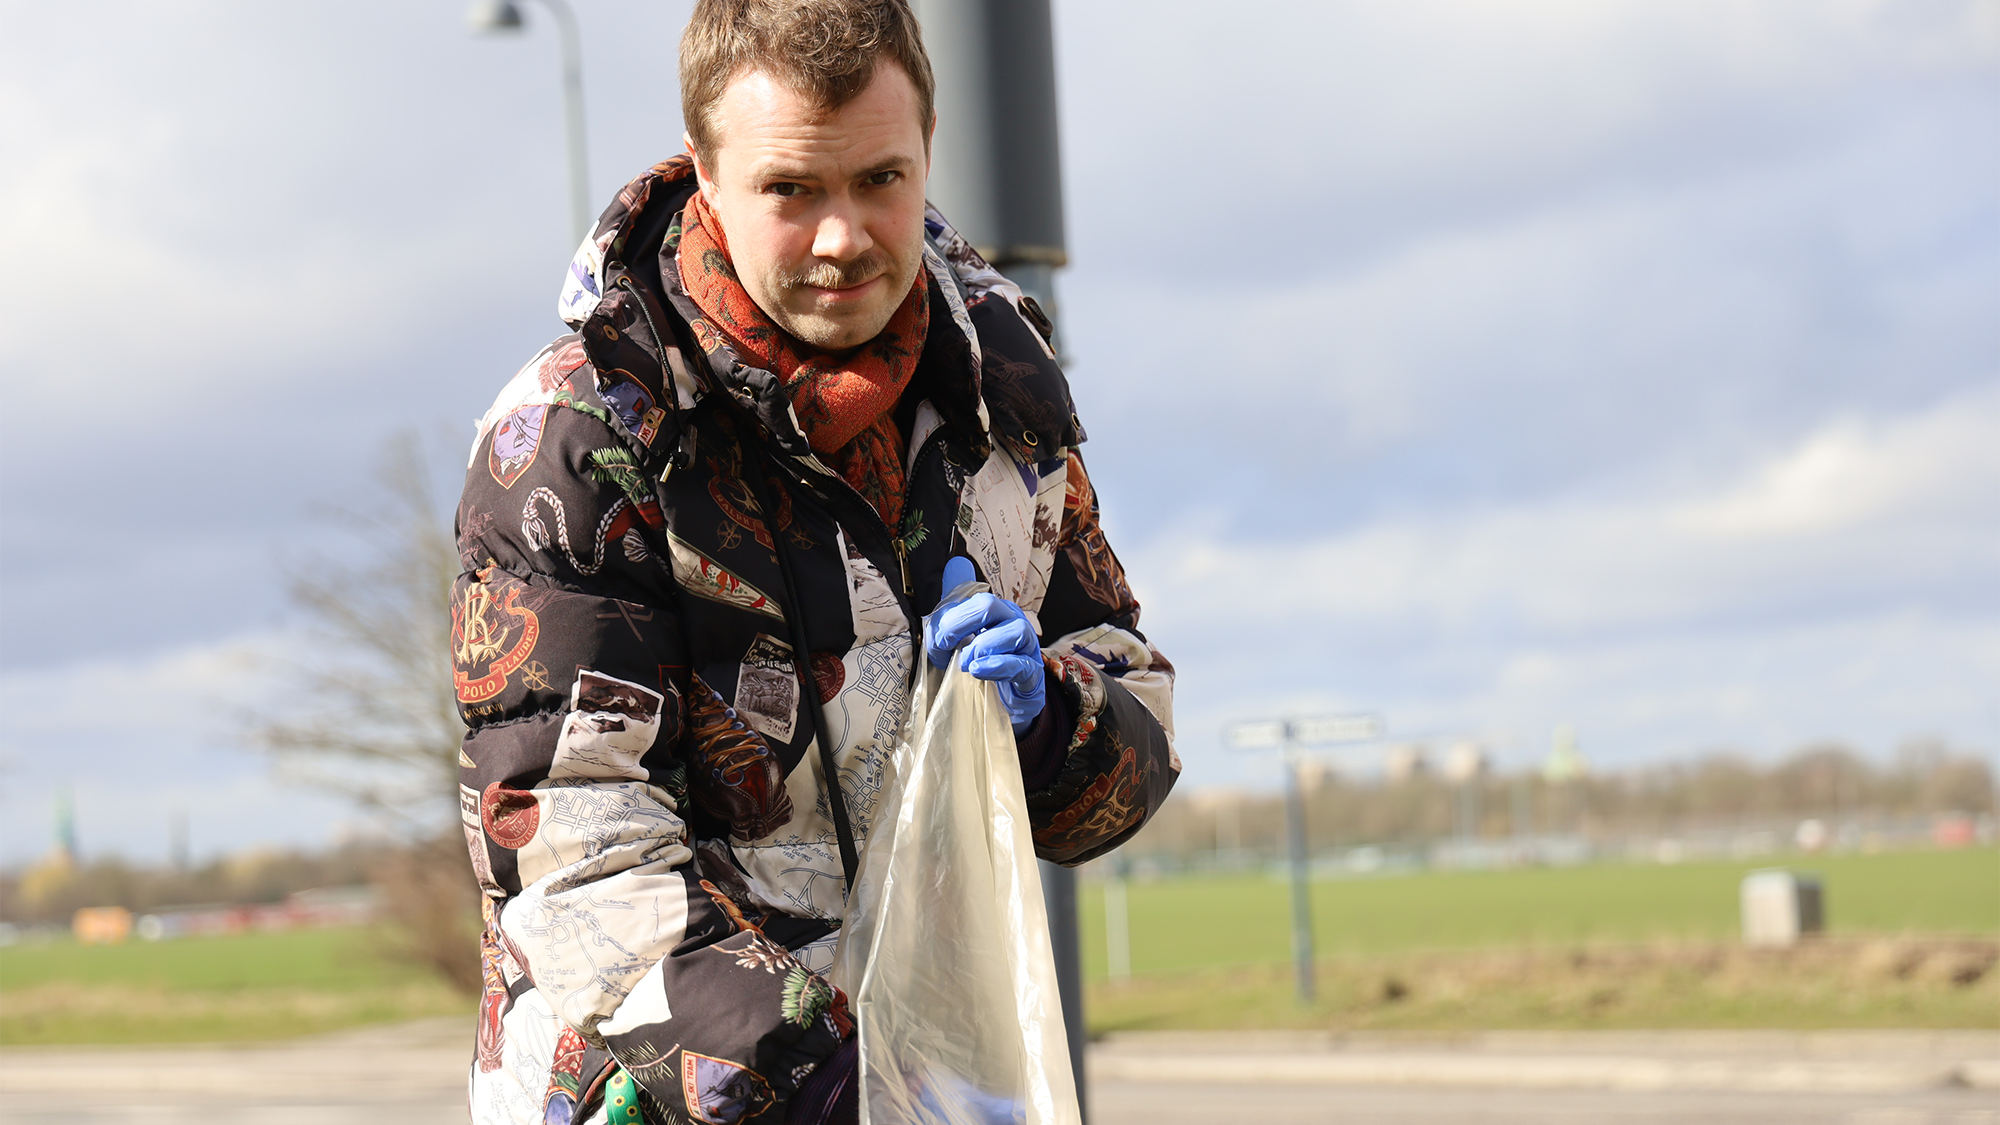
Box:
[604,1069,643,1125]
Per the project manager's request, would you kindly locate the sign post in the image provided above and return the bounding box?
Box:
[1227,714,1382,1003]
[1280,731,1315,1001]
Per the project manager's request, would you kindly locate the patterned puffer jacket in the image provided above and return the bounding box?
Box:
[453,158,1179,1125]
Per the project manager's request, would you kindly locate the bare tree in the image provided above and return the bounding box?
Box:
[252,430,480,992]
[255,431,464,827]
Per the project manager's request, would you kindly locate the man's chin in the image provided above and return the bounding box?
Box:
[774,306,895,353]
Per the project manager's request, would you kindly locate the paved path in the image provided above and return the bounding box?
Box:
[2,1023,1995,1124]
[1091,1029,2000,1092]
[1089,1031,2000,1124]
[0,1018,468,1125]
[1092,1082,2000,1125]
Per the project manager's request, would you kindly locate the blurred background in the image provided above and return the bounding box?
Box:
[2,0,1997,1070]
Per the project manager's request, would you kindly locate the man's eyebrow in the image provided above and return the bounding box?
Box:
[858,155,917,177]
[751,156,918,183]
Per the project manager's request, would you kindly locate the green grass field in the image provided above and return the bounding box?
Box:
[3,848,1992,1043]
[1076,847,2000,1032]
[0,927,471,1045]
[1077,847,2000,980]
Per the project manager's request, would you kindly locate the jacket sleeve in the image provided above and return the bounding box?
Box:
[1026,450,1181,865]
[456,378,847,1125]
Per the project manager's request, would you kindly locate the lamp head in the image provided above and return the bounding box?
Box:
[466,0,524,33]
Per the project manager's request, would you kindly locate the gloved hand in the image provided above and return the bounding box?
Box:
[912,1063,1024,1125]
[924,556,1047,735]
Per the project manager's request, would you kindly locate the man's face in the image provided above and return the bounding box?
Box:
[691,62,932,352]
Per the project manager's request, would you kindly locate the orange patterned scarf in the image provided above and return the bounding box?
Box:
[675,189,928,529]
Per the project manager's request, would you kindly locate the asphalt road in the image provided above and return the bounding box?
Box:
[2,1091,465,1125]
[1092,1082,2000,1125]
[6,1079,1996,1125]
[3,1022,1994,1125]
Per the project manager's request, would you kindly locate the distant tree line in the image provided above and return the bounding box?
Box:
[1128,742,1996,863]
[1,841,389,926]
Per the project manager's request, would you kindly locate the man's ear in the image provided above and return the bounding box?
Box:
[686,132,718,201]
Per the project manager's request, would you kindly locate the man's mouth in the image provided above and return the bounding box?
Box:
[805,274,884,303]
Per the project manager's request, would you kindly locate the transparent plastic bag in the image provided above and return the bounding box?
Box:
[830,587,1082,1125]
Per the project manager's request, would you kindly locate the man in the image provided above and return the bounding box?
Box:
[452,2,1177,1122]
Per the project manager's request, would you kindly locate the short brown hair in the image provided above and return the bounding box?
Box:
[681,0,936,164]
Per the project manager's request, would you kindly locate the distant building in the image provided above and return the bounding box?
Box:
[73,906,132,945]
[16,789,80,916]
[1444,741,1490,783]
[51,786,77,867]
[1543,724,1588,782]
[1385,744,1430,782]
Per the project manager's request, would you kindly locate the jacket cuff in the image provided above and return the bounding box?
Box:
[1014,668,1075,792]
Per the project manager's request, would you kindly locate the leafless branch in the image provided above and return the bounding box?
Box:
[249,430,464,833]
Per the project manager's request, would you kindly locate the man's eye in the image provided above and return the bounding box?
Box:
[767,183,804,198]
[866,171,899,186]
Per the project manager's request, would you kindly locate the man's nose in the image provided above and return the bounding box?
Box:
[810,196,874,263]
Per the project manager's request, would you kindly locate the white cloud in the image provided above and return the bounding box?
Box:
[1677,398,2000,536]
[1073,90,1995,461]
[1143,382,2000,637]
[1,0,1994,844]
[1057,0,2000,280]
[1134,383,2000,787]
[0,23,529,423]
[0,630,360,865]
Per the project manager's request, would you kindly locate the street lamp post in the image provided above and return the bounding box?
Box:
[468,0,592,245]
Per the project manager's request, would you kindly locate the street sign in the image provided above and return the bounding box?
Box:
[1293,714,1382,746]
[1226,720,1287,751]
[1226,714,1382,751]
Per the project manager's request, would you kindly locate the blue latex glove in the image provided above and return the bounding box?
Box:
[924,556,1047,735]
[912,1064,1023,1125]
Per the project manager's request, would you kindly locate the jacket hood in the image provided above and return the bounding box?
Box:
[556,157,695,332]
[557,158,1013,373]
[550,156,1084,463]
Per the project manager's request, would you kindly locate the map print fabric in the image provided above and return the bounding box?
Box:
[456,158,1179,1125]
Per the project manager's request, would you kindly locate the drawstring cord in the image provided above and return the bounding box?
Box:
[745,457,861,892]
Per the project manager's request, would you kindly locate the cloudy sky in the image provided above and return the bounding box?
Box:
[1,0,1995,865]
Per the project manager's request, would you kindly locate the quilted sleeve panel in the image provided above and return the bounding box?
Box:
[1027,451,1181,865]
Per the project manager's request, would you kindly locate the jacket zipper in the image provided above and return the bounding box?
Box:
[783,427,943,640]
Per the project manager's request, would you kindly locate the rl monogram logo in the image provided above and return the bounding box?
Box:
[453,578,542,704]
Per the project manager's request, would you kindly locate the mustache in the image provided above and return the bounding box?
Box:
[778,252,892,291]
